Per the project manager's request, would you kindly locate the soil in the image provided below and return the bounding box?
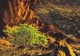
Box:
[35,0,80,38]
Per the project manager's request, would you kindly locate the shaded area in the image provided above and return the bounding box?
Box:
[0,0,8,37]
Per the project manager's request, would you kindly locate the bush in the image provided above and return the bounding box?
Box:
[3,24,48,47]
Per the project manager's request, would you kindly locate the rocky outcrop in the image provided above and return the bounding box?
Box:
[3,0,36,26]
[0,0,37,37]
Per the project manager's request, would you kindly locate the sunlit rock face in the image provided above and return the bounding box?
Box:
[0,0,37,36]
[3,0,36,26]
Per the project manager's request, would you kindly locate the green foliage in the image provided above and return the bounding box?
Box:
[67,34,73,38]
[3,24,48,47]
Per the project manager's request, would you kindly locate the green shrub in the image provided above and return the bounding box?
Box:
[3,24,48,47]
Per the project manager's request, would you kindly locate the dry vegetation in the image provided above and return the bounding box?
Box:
[0,0,80,56]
